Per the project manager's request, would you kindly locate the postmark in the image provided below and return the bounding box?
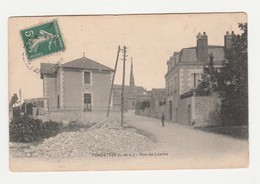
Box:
[20,19,65,61]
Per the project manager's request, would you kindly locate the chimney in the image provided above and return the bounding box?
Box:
[197,32,208,62]
[224,31,235,49]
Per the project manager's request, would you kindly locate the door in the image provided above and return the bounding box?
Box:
[187,104,191,125]
[169,100,172,120]
[84,93,92,112]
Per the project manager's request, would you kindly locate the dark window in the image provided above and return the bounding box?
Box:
[84,93,91,104]
[84,71,91,84]
[84,93,92,111]
[57,95,60,109]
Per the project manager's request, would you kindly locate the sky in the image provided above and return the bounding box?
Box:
[9,13,247,101]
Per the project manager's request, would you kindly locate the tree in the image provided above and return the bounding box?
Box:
[198,53,218,95]
[9,93,19,108]
[218,23,248,125]
[199,23,248,125]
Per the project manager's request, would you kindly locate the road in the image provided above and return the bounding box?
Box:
[10,111,249,171]
[125,111,249,169]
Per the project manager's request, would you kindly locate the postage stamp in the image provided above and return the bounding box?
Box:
[20,20,65,60]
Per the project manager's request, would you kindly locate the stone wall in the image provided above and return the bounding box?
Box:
[194,95,221,126]
[138,108,150,117]
[178,94,221,126]
[179,96,193,125]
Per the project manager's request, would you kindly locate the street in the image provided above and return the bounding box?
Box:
[10,111,249,171]
[125,111,249,169]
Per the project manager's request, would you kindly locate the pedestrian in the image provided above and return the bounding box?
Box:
[161,112,165,127]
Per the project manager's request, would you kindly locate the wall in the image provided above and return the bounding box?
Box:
[178,94,221,126]
[91,71,112,111]
[43,75,58,111]
[62,68,111,111]
[194,95,221,126]
[63,68,83,110]
[138,108,150,117]
[179,95,193,125]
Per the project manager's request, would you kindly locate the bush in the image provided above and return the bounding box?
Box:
[12,106,22,118]
[9,115,62,143]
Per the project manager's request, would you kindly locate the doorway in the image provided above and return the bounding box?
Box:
[187,104,191,125]
[84,93,92,112]
[169,100,172,120]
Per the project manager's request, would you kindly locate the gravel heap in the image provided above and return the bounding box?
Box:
[25,119,155,158]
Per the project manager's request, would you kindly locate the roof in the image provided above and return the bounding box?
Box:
[113,85,145,100]
[179,45,225,63]
[61,56,113,71]
[151,88,166,99]
[40,63,57,74]
[114,84,144,92]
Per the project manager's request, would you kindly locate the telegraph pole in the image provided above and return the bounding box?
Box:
[121,46,127,127]
[107,46,121,118]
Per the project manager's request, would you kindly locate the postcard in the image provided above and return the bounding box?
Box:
[9,13,248,171]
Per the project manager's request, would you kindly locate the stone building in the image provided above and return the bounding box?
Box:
[149,88,166,119]
[40,55,113,111]
[165,31,234,126]
[112,60,145,110]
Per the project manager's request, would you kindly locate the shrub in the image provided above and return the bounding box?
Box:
[9,115,62,143]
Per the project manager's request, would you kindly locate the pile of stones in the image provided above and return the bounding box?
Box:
[20,119,155,158]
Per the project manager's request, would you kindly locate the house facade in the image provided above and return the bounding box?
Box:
[40,56,113,111]
[165,31,234,126]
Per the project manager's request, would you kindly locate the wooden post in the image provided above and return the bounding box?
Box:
[121,46,127,127]
[107,46,121,118]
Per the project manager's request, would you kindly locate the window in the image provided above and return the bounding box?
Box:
[84,93,92,111]
[191,73,200,88]
[84,71,91,84]
[174,76,177,92]
[57,95,60,109]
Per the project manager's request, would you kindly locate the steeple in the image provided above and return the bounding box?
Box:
[130,57,135,88]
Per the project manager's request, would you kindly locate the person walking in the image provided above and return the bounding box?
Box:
[161,112,165,127]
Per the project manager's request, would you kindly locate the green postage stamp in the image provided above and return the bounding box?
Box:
[20,20,65,60]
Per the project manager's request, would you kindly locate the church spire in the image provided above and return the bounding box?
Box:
[130,57,135,88]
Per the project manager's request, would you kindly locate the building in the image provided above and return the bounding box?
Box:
[40,55,113,111]
[165,31,234,126]
[112,59,145,110]
[149,88,166,118]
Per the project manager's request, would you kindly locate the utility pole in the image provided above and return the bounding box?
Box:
[107,46,121,118]
[121,46,127,127]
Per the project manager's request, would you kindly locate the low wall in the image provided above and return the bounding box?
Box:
[138,108,150,117]
[179,94,221,126]
[150,105,166,119]
[39,111,121,124]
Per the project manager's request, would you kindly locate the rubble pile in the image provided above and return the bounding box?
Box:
[24,119,155,158]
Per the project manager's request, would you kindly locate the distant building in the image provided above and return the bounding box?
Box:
[40,55,113,111]
[165,31,234,126]
[112,59,145,110]
[149,88,166,118]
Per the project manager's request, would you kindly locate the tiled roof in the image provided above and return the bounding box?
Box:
[113,85,145,102]
[179,45,225,63]
[40,63,57,74]
[61,56,113,71]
